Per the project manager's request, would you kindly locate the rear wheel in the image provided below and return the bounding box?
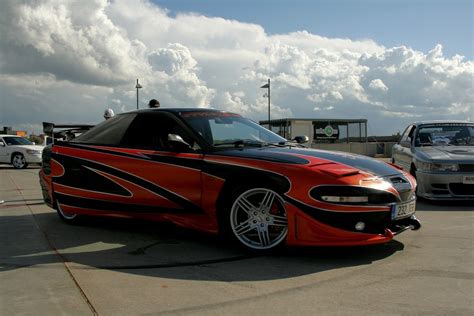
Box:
[57,200,82,224]
[11,153,27,169]
[228,188,288,251]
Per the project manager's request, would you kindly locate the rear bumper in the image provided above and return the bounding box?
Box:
[39,170,54,208]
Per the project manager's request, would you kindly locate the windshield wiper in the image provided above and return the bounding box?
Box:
[263,141,299,148]
[213,140,264,148]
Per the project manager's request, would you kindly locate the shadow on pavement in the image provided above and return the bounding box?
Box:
[0,165,41,170]
[416,198,474,211]
[0,210,405,281]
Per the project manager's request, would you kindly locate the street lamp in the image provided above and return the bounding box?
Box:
[260,78,270,129]
[135,78,143,109]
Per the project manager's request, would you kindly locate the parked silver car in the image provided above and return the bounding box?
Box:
[392,121,474,200]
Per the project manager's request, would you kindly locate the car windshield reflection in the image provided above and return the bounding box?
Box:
[181,112,287,148]
[415,124,474,147]
[2,136,33,146]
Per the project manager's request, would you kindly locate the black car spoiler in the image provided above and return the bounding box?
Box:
[42,122,94,143]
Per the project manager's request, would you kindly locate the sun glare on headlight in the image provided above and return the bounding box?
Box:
[321,196,369,203]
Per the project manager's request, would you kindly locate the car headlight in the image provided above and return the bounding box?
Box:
[310,186,397,205]
[321,196,369,203]
[418,162,459,172]
[26,150,42,155]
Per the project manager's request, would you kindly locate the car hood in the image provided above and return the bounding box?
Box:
[417,146,474,162]
[212,147,402,177]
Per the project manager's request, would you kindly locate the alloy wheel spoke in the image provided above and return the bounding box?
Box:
[234,219,255,236]
[259,190,276,212]
[269,214,287,226]
[237,197,257,215]
[257,225,271,246]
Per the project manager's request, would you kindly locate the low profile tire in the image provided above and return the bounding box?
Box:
[11,153,27,169]
[409,165,424,199]
[56,200,82,224]
[410,164,417,179]
[228,187,288,251]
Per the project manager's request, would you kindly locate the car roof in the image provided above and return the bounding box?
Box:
[120,108,237,115]
[0,134,22,137]
[412,120,473,125]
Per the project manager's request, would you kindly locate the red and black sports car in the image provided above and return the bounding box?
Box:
[40,108,421,251]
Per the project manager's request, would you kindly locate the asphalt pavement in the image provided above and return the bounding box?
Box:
[1,166,473,315]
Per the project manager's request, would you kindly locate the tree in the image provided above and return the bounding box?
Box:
[28,134,42,145]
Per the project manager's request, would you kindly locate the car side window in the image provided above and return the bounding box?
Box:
[120,113,196,151]
[74,114,136,145]
[400,125,415,144]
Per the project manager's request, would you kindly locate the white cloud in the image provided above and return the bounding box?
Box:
[0,0,148,86]
[368,79,389,91]
[0,0,472,136]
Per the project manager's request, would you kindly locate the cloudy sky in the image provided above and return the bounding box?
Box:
[0,0,472,136]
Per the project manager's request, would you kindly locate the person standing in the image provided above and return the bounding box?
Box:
[148,99,160,108]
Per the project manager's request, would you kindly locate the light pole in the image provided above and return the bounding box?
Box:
[260,78,271,129]
[135,78,142,109]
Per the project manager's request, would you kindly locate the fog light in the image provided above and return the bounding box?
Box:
[355,222,365,231]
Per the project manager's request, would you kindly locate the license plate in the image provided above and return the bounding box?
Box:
[392,200,416,220]
[463,176,474,184]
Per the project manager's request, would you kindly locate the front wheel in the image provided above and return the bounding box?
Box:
[229,188,288,251]
[11,153,27,169]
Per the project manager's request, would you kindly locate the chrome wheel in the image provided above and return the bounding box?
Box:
[12,154,26,169]
[57,202,77,221]
[230,188,288,250]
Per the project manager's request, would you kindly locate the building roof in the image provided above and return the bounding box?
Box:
[259,118,368,124]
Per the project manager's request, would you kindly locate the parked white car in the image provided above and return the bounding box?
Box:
[0,135,44,169]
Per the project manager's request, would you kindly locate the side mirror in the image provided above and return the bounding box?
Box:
[32,142,36,145]
[0,141,5,147]
[401,140,411,148]
[168,134,192,151]
[293,135,309,144]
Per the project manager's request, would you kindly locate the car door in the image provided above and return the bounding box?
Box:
[51,112,203,217]
[393,125,415,171]
[118,112,204,212]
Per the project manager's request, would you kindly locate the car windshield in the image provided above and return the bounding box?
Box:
[2,136,33,146]
[415,124,474,146]
[181,111,287,148]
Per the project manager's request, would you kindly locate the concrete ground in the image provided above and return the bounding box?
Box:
[1,166,473,315]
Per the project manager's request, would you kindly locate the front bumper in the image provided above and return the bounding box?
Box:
[285,203,421,247]
[416,170,474,200]
[388,215,421,235]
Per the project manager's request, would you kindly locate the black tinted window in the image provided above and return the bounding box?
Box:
[74,114,136,145]
[2,136,33,146]
[121,112,195,150]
